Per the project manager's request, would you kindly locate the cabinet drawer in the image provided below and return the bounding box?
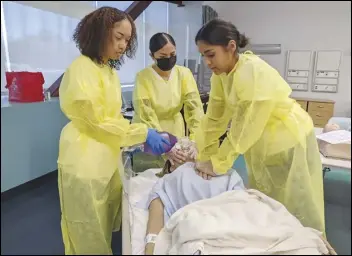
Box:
[312,119,330,128]
[308,102,334,114]
[309,111,332,128]
[308,109,333,119]
[296,100,308,111]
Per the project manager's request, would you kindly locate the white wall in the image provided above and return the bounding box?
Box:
[208,1,351,117]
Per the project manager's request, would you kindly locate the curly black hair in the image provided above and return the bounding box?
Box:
[73,6,137,70]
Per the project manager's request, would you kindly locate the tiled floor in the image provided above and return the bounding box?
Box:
[1,172,122,255]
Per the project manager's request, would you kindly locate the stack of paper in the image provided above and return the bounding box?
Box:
[316,130,351,144]
[317,130,351,160]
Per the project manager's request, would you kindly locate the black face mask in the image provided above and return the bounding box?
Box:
[155,55,177,71]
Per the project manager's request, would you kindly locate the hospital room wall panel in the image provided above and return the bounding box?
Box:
[208,1,351,117]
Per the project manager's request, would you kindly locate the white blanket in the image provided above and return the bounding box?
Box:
[154,189,328,255]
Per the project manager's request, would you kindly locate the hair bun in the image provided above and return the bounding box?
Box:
[238,33,249,48]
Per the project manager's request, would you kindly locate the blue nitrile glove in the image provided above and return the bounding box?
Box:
[146,129,171,155]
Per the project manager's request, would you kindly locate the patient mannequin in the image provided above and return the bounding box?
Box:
[144,138,245,255]
[323,123,340,133]
[155,137,197,177]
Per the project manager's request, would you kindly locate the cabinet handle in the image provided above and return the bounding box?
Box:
[316,114,322,117]
[318,105,324,108]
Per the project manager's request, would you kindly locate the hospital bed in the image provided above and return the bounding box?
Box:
[122,192,132,255]
[122,170,162,254]
[120,150,337,255]
[121,150,158,255]
[121,149,133,255]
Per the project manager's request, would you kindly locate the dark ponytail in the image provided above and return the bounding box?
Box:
[195,18,249,51]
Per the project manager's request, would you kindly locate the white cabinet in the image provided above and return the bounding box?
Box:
[285,50,313,91]
[312,50,342,93]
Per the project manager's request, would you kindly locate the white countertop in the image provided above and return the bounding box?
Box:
[1,97,60,108]
[315,128,351,170]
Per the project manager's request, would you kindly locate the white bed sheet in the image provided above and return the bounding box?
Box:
[124,169,161,255]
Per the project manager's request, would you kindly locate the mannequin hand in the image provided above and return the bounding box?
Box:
[195,160,217,180]
[166,147,188,166]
